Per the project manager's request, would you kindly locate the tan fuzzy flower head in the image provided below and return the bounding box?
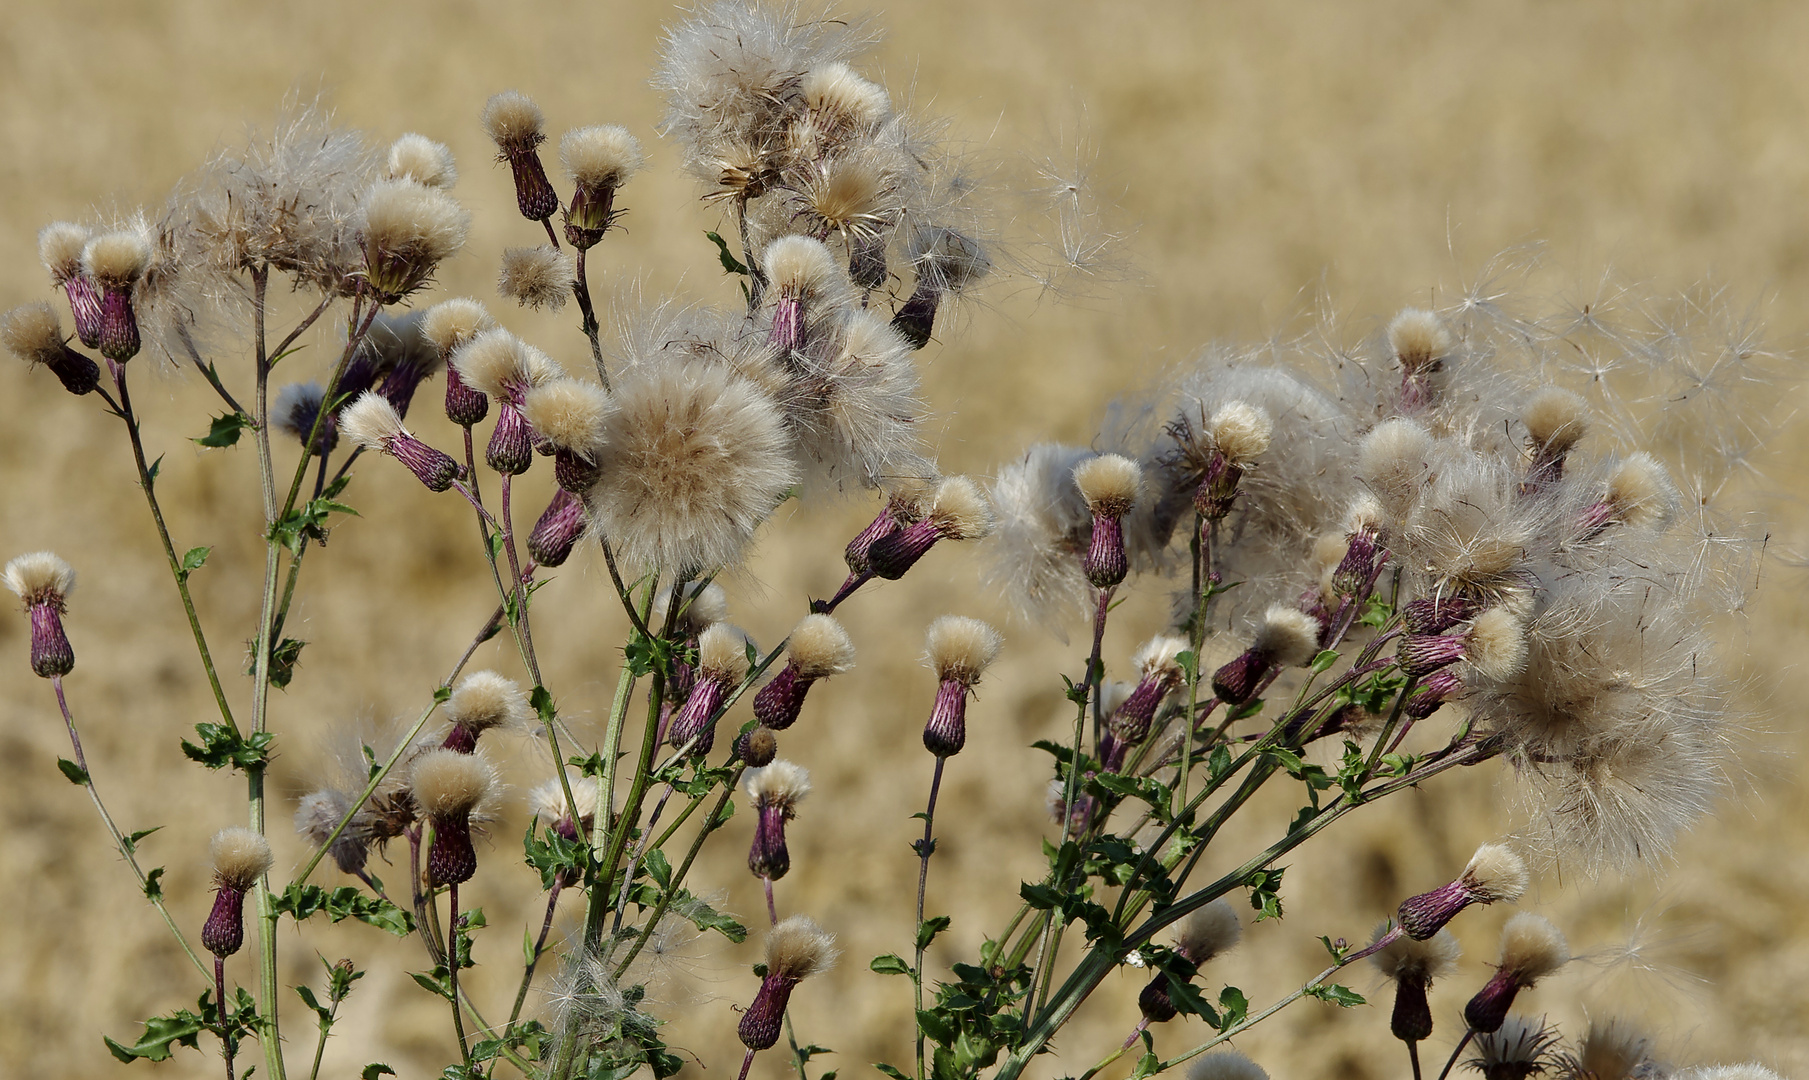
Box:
[445,670,533,734]
[1175,899,1241,964]
[209,826,274,891]
[499,245,576,311]
[522,379,613,458]
[412,749,498,818]
[1369,922,1461,983]
[1496,912,1569,982]
[560,125,646,189]
[83,231,152,288]
[452,328,563,401]
[386,133,459,189]
[483,90,546,150]
[1522,387,1589,453]
[1206,400,1273,465]
[1186,1051,1269,1080]
[696,623,754,682]
[765,914,838,982]
[930,476,995,541]
[744,759,811,812]
[1253,605,1320,667]
[1388,307,1452,371]
[1,303,67,366]
[421,298,497,357]
[786,613,855,680]
[1073,453,1142,518]
[924,615,1003,685]
[38,221,89,282]
[338,391,406,451]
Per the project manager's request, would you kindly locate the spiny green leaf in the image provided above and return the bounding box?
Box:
[56,758,88,785]
[1310,649,1340,674]
[143,867,165,901]
[361,1065,397,1079]
[916,915,952,950]
[704,231,750,276]
[123,826,162,854]
[104,1009,208,1062]
[194,411,254,448]
[179,546,211,581]
[1304,982,1366,1007]
[869,954,914,976]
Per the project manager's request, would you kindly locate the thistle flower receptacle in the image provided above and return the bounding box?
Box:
[411,749,498,886]
[744,760,810,880]
[738,915,838,1052]
[753,614,854,730]
[521,378,612,492]
[528,488,588,567]
[921,616,1002,757]
[1138,900,1241,1023]
[484,90,560,223]
[1396,842,1528,940]
[83,231,151,362]
[202,827,273,958]
[1464,913,1569,1034]
[359,178,470,302]
[2,303,100,395]
[442,670,532,753]
[1074,453,1142,589]
[4,552,77,678]
[40,221,101,348]
[867,476,994,581]
[1107,634,1188,747]
[1388,307,1453,414]
[1368,921,1460,1044]
[1210,605,1320,704]
[273,382,337,455]
[667,624,752,758]
[561,125,645,246]
[339,391,462,492]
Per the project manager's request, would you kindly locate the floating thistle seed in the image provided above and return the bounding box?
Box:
[667,624,752,758]
[1519,388,1589,493]
[411,749,498,886]
[522,379,612,492]
[386,133,459,189]
[1073,454,1142,588]
[1464,914,1568,1034]
[202,827,273,958]
[83,231,150,362]
[739,915,838,1052]
[753,614,854,730]
[867,476,994,580]
[1468,1016,1561,1080]
[452,328,563,476]
[1138,899,1242,1023]
[527,488,588,567]
[1388,307,1453,414]
[560,124,645,245]
[273,382,337,455]
[738,725,780,767]
[1192,401,1273,519]
[843,480,934,575]
[1369,921,1460,1044]
[1397,608,1528,681]
[763,236,846,356]
[744,760,810,881]
[1210,605,1320,705]
[1186,1050,1270,1080]
[1397,842,1527,940]
[340,391,462,492]
[1108,635,1189,746]
[484,90,560,222]
[294,788,374,875]
[1578,452,1679,537]
[423,298,498,428]
[4,551,77,678]
[499,245,576,312]
[40,221,101,348]
[442,670,532,753]
[921,616,1003,757]
[359,179,470,302]
[2,302,99,396]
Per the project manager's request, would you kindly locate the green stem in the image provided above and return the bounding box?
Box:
[914,756,947,1080]
[610,770,744,980]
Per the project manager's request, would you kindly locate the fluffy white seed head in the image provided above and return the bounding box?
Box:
[210,826,274,891]
[652,581,730,637]
[1175,899,1242,963]
[411,749,498,818]
[801,62,891,128]
[1360,418,1433,514]
[696,623,753,682]
[1522,387,1588,453]
[924,615,1003,685]
[1497,912,1569,982]
[1461,842,1529,903]
[1370,922,1461,982]
[83,231,152,288]
[1683,1067,1787,1080]
[1253,605,1320,667]
[522,379,613,457]
[931,476,995,540]
[1388,307,1452,370]
[1465,610,1529,682]
[787,614,855,679]
[338,391,406,451]
[483,90,545,148]
[273,382,328,441]
[446,670,533,733]
[560,125,647,189]
[1604,452,1679,530]
[765,914,838,982]
[1073,454,1142,517]
[744,759,811,812]
[421,298,497,357]
[452,328,563,400]
[1186,1051,1269,1080]
[588,362,799,573]
[1207,401,1274,465]
[1,303,68,366]
[764,235,845,301]
[499,245,576,311]
[4,551,76,606]
[39,221,89,282]
[530,773,603,826]
[1133,635,1190,684]
[386,134,458,189]
[1568,1018,1660,1080]
[361,179,470,269]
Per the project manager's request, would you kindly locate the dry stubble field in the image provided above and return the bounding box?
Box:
[4,1,1809,1077]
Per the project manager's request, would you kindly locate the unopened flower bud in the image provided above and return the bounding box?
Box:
[843,481,933,576]
[1073,454,1142,588]
[340,392,462,492]
[5,552,77,678]
[1403,667,1463,720]
[739,916,837,1051]
[412,750,497,885]
[921,616,1002,757]
[1108,635,1188,745]
[1397,843,1527,940]
[754,615,854,730]
[527,489,587,567]
[667,625,751,758]
[2,303,100,395]
[203,827,273,958]
[484,91,560,223]
[83,231,150,362]
[738,725,779,767]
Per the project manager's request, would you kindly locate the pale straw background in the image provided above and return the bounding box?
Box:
[4,2,1809,1077]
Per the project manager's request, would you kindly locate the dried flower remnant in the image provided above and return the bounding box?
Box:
[1396,608,1528,682]
[921,616,1003,757]
[202,827,273,958]
[442,670,532,753]
[1466,913,1570,1034]
[560,124,645,245]
[453,328,564,475]
[4,552,77,678]
[39,221,100,347]
[83,230,151,362]
[667,623,752,758]
[893,226,990,349]
[1389,307,1453,414]
[294,787,375,875]
[744,759,810,881]
[1559,1018,1664,1080]
[411,749,498,885]
[522,378,613,491]
[484,90,560,223]
[753,614,854,730]
[1138,899,1241,1024]
[423,297,498,427]
[1397,842,1528,940]
[763,235,847,356]
[339,391,462,492]
[1468,1015,1562,1080]
[867,475,995,580]
[2,302,99,395]
[1210,604,1320,705]
[1520,387,1589,493]
[499,245,576,312]
[1370,922,1461,1045]
[385,133,458,189]
[738,915,838,1052]
[1106,634,1188,752]
[358,178,469,302]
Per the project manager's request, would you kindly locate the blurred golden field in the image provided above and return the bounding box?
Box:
[5,1,1809,1078]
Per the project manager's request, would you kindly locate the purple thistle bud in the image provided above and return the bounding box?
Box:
[1396,632,1468,679]
[770,295,804,354]
[29,598,75,678]
[377,356,438,421]
[564,183,617,246]
[1192,453,1244,521]
[867,517,939,580]
[1137,964,1196,1024]
[666,624,750,759]
[203,827,271,958]
[202,885,249,958]
[1390,971,1434,1043]
[485,92,561,222]
[97,284,140,363]
[64,276,102,349]
[1397,844,1528,940]
[749,801,793,880]
[1464,914,1567,1033]
[527,489,586,567]
[739,974,796,1051]
[487,403,535,475]
[1210,648,1267,705]
[391,433,462,492]
[1463,972,1520,1035]
[444,364,490,427]
[737,726,779,767]
[553,447,600,493]
[6,553,77,679]
[442,725,478,754]
[1404,667,1462,720]
[844,496,910,574]
[1402,595,1481,635]
[427,809,478,885]
[923,677,972,757]
[890,279,939,351]
[1107,668,1177,746]
[667,680,726,758]
[1083,513,1128,588]
[38,340,100,396]
[1331,527,1382,598]
[752,664,811,730]
[921,612,1003,757]
[507,150,560,223]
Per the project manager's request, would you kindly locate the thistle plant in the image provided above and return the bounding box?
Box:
[3,4,1800,1080]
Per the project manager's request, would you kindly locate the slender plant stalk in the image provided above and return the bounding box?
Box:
[447,881,472,1067]
[913,755,947,1080]
[1436,1030,1476,1080]
[215,955,235,1080]
[507,883,564,1031]
[573,247,610,390]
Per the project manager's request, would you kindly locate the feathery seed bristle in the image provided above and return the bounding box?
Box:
[1254,605,1320,667]
[83,231,152,287]
[521,379,613,456]
[411,749,498,817]
[1497,912,1569,981]
[1073,453,1143,517]
[445,670,533,733]
[3,551,77,605]
[1370,922,1461,982]
[931,476,995,540]
[1522,387,1589,453]
[483,91,546,147]
[38,221,89,281]
[387,133,459,189]
[1175,899,1242,963]
[1360,418,1433,513]
[2,303,69,365]
[697,623,754,681]
[499,245,576,311]
[1568,1018,1660,1080]
[1605,452,1679,530]
[744,759,811,810]
[339,391,406,450]
[209,826,274,891]
[452,328,563,400]
[1186,1051,1269,1080]
[764,235,846,299]
[765,914,838,981]
[786,614,855,679]
[421,298,498,356]
[560,125,647,189]
[1461,842,1529,903]
[1133,635,1190,682]
[924,615,1003,684]
[1465,609,1529,682]
[1388,307,1452,369]
[1207,401,1274,465]
[801,62,891,127]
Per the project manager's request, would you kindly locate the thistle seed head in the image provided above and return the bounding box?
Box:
[386,133,459,189]
[499,245,576,311]
[5,551,77,608]
[786,613,855,679]
[924,615,1002,686]
[38,221,89,284]
[1175,899,1241,964]
[421,298,498,358]
[452,327,563,403]
[1206,401,1273,465]
[411,748,498,819]
[445,670,533,740]
[82,230,151,289]
[209,826,274,891]
[1186,1051,1269,1080]
[359,179,470,300]
[764,914,838,982]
